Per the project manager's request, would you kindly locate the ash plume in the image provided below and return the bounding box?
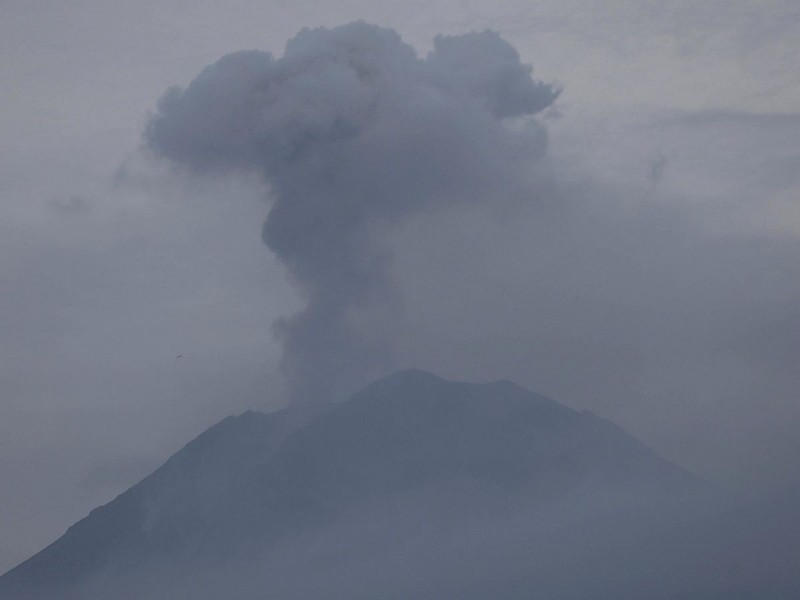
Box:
[146,21,558,403]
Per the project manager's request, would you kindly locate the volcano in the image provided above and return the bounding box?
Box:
[1,370,709,599]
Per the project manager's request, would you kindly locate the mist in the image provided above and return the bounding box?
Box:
[6,370,799,599]
[1,1,799,591]
[48,493,788,600]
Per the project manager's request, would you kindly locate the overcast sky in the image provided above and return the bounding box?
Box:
[1,0,799,573]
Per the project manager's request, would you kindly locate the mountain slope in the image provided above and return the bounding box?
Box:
[0,370,705,599]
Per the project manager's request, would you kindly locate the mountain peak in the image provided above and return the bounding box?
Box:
[0,370,703,599]
[358,368,446,391]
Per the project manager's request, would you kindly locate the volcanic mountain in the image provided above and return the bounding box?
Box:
[0,370,707,599]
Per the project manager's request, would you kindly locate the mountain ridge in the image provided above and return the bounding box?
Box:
[0,369,704,599]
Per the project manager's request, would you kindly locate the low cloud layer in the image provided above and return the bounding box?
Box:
[146,21,558,403]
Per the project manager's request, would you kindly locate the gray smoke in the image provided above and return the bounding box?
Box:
[146,21,558,403]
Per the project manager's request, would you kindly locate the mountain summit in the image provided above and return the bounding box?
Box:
[1,370,705,599]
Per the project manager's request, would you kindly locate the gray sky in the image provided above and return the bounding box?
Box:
[1,0,799,573]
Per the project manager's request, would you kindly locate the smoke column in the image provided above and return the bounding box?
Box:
[146,21,558,403]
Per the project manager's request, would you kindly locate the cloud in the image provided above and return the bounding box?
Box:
[46,195,93,215]
[146,21,558,403]
[387,106,800,488]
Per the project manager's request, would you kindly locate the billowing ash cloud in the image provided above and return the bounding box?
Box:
[146,21,558,403]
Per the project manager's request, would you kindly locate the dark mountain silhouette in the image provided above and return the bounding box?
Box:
[0,370,709,599]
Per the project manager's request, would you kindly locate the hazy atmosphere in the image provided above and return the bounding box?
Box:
[2,0,799,587]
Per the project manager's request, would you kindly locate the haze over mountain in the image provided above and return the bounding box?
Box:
[0,370,722,599]
[3,4,800,581]
[3,11,799,598]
